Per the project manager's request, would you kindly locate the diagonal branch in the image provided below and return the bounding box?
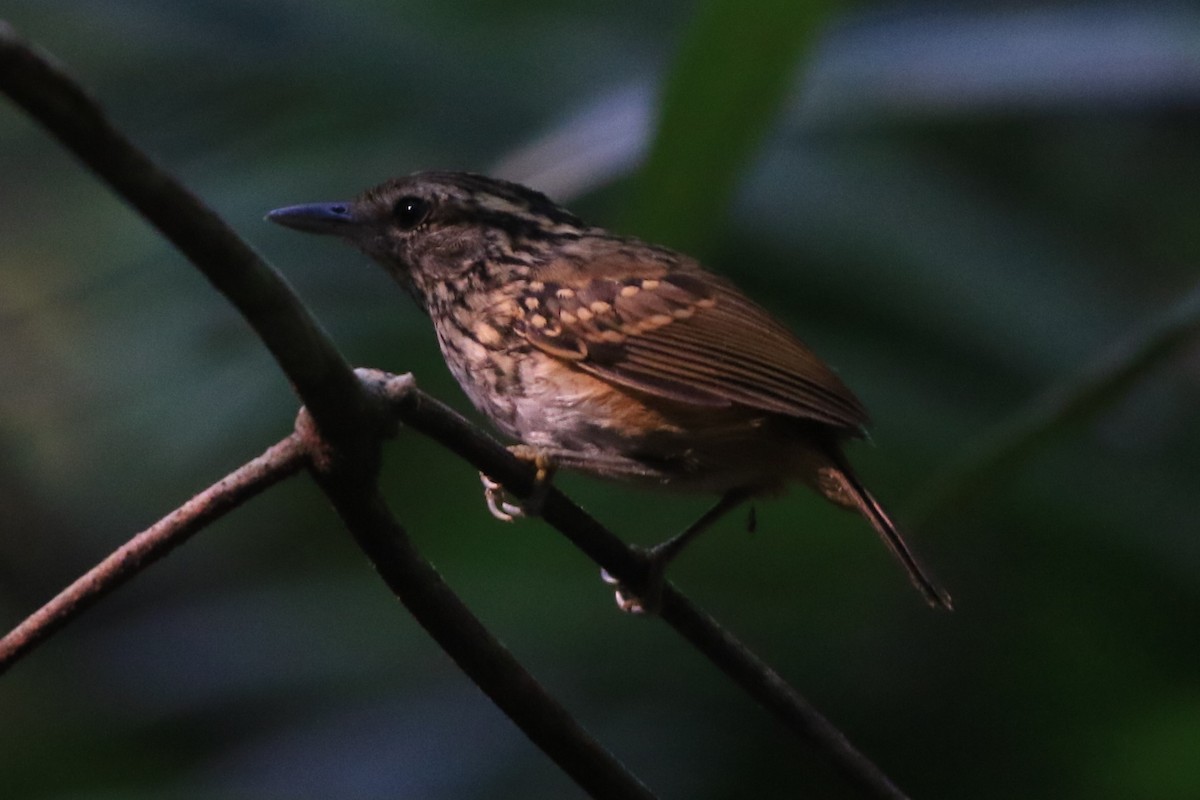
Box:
[0,435,306,675]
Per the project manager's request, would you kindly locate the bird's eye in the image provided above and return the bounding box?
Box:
[392,196,429,231]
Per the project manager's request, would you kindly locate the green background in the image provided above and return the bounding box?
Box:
[2,1,1199,797]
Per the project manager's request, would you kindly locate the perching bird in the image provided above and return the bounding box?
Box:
[268,171,951,611]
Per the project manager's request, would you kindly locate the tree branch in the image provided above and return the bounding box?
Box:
[0,435,306,675]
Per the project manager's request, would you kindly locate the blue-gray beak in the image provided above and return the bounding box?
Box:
[266,201,358,235]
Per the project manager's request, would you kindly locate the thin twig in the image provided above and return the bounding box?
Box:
[0,435,306,675]
[910,278,1200,528]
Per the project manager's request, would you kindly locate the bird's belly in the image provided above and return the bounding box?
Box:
[438,335,808,493]
[491,355,798,493]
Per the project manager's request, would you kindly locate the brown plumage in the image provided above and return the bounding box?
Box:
[268,171,951,609]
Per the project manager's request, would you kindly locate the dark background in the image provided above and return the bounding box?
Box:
[2,2,1199,798]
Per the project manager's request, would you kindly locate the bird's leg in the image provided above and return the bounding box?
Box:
[479,445,556,522]
[648,487,753,565]
[604,488,752,614]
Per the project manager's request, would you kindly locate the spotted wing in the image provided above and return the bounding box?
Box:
[515,270,869,431]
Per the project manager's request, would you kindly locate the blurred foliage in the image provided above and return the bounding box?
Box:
[2,1,1200,799]
[626,0,835,255]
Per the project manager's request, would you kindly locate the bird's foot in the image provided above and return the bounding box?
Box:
[481,473,524,521]
[599,491,753,614]
[600,547,667,615]
[479,446,555,522]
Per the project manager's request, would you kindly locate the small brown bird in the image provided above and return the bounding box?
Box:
[268,171,950,610]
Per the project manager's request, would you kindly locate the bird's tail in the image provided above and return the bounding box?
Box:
[818,449,953,610]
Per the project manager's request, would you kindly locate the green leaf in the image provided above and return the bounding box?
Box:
[625,0,838,256]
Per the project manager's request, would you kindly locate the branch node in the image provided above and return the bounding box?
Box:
[355,367,416,402]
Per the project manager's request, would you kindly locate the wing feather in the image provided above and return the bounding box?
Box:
[516,265,870,431]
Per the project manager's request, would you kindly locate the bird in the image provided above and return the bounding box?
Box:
[267,171,951,611]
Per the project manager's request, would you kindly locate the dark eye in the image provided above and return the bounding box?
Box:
[392,195,429,231]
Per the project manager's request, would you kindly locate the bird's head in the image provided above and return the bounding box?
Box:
[267,171,587,304]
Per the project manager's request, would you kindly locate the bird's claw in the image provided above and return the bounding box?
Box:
[481,473,525,521]
[600,550,666,615]
[479,446,555,522]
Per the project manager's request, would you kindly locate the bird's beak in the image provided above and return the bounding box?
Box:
[265,201,359,236]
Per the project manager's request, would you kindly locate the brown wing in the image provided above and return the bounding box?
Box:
[515,265,870,431]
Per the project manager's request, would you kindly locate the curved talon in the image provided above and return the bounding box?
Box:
[599,556,665,616]
[480,473,524,521]
[601,568,647,615]
[478,448,557,522]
